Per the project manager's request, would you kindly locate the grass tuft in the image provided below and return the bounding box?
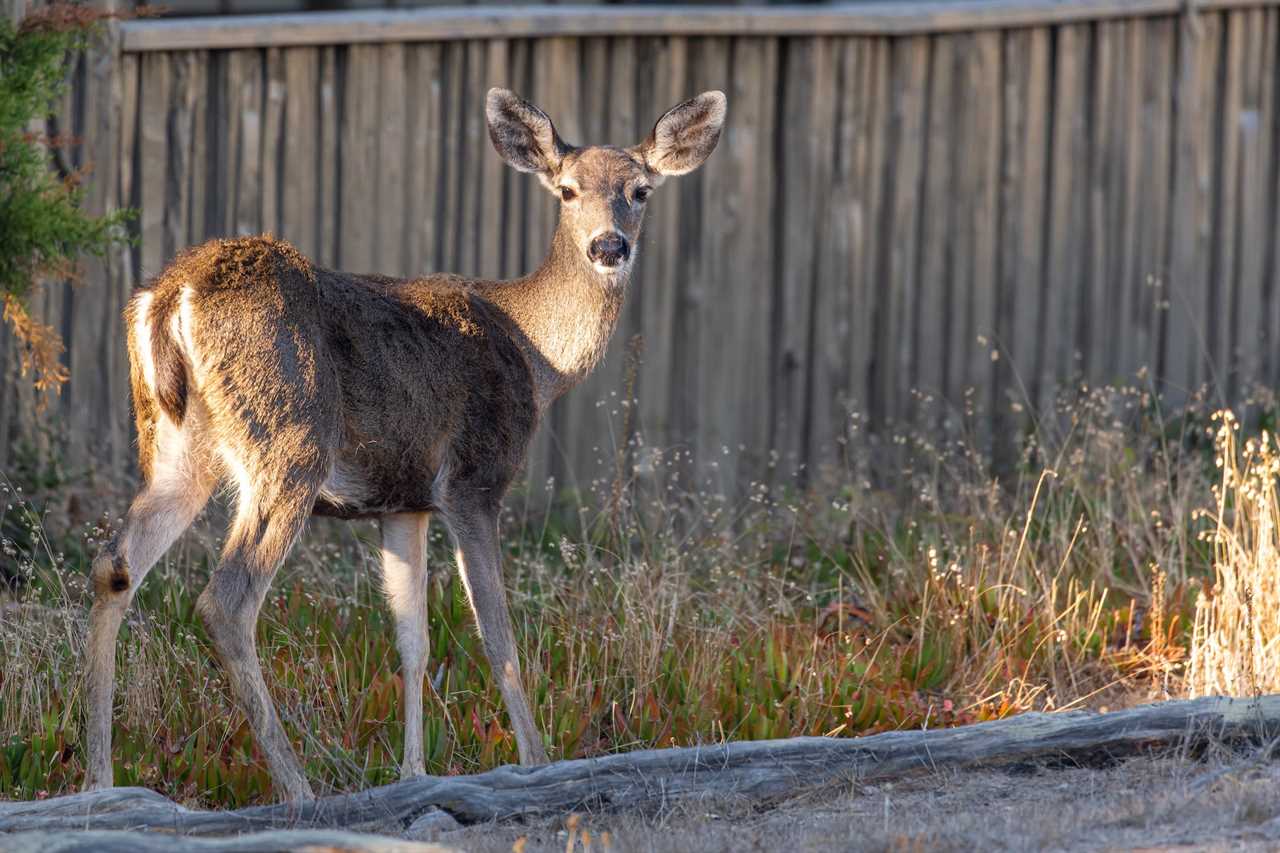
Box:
[1187,411,1280,697]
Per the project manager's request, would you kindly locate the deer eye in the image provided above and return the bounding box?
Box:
[633,186,652,204]
[559,186,578,202]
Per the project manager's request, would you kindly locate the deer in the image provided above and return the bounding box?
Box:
[82,87,726,801]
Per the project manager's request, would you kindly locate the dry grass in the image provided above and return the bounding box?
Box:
[0,381,1274,807]
[1189,411,1280,697]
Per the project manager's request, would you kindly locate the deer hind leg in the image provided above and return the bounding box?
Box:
[85,415,215,791]
[378,512,431,778]
[194,455,323,802]
[441,502,548,766]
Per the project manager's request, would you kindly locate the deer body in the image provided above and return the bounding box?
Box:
[84,88,725,800]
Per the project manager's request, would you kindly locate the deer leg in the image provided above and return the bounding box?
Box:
[85,419,213,791]
[444,509,548,766]
[378,512,431,778]
[195,482,317,802]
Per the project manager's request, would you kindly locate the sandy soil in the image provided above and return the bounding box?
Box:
[427,750,1280,853]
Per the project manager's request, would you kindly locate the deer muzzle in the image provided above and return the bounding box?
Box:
[587,232,630,270]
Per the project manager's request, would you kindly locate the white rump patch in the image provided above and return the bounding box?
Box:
[132,291,157,396]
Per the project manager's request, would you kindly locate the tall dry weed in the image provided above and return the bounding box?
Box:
[1188,412,1280,697]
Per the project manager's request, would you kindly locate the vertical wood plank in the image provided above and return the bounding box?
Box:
[1082,22,1115,388]
[1166,12,1218,403]
[213,50,236,240]
[139,52,170,281]
[1259,9,1280,384]
[165,52,195,265]
[1238,9,1274,387]
[408,42,442,276]
[437,40,464,273]
[1112,20,1146,384]
[477,39,509,282]
[665,35,709,485]
[684,36,736,487]
[914,34,953,418]
[995,27,1047,442]
[260,47,286,239]
[186,51,209,247]
[808,36,860,478]
[792,35,839,479]
[712,35,777,490]
[231,49,264,238]
[772,36,826,477]
[634,35,685,472]
[457,39,486,278]
[341,44,379,271]
[948,32,1003,430]
[850,37,890,444]
[1214,10,1246,401]
[967,31,1002,436]
[283,48,320,259]
[1134,17,1176,386]
[318,46,339,267]
[376,42,407,275]
[1038,25,1088,413]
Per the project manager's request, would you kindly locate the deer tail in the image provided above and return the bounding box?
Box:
[150,298,189,426]
[126,286,190,431]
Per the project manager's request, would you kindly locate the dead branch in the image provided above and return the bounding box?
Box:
[1,695,1276,845]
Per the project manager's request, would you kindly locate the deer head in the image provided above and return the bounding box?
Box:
[485,87,727,280]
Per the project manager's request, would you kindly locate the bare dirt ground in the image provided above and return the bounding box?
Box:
[426,750,1280,853]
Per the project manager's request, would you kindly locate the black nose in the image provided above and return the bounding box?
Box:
[587,232,630,267]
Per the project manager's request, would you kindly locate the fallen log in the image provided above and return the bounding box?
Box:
[2,694,1277,841]
[0,829,457,853]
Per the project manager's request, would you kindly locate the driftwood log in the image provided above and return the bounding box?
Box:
[1,695,1277,850]
[0,829,457,853]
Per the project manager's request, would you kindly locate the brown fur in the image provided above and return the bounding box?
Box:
[133,236,539,519]
[85,88,727,801]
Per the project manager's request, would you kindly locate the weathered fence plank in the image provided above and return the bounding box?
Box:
[10,4,1280,501]
[1135,17,1177,389]
[282,47,320,260]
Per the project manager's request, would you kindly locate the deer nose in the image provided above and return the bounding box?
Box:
[587,232,630,268]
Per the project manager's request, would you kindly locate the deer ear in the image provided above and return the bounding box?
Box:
[486,88,569,176]
[636,91,727,177]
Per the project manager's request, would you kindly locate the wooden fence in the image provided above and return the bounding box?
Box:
[5,0,1280,497]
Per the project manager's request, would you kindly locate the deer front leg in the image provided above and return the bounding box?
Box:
[444,509,548,766]
[379,512,432,778]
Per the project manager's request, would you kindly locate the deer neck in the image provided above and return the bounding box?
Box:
[482,222,628,408]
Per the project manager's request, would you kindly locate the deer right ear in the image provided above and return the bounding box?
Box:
[486,88,569,177]
[636,91,727,177]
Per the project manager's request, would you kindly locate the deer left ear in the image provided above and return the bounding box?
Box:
[635,91,727,177]
[486,87,571,177]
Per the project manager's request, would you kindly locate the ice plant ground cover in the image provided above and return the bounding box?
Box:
[1,381,1276,807]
